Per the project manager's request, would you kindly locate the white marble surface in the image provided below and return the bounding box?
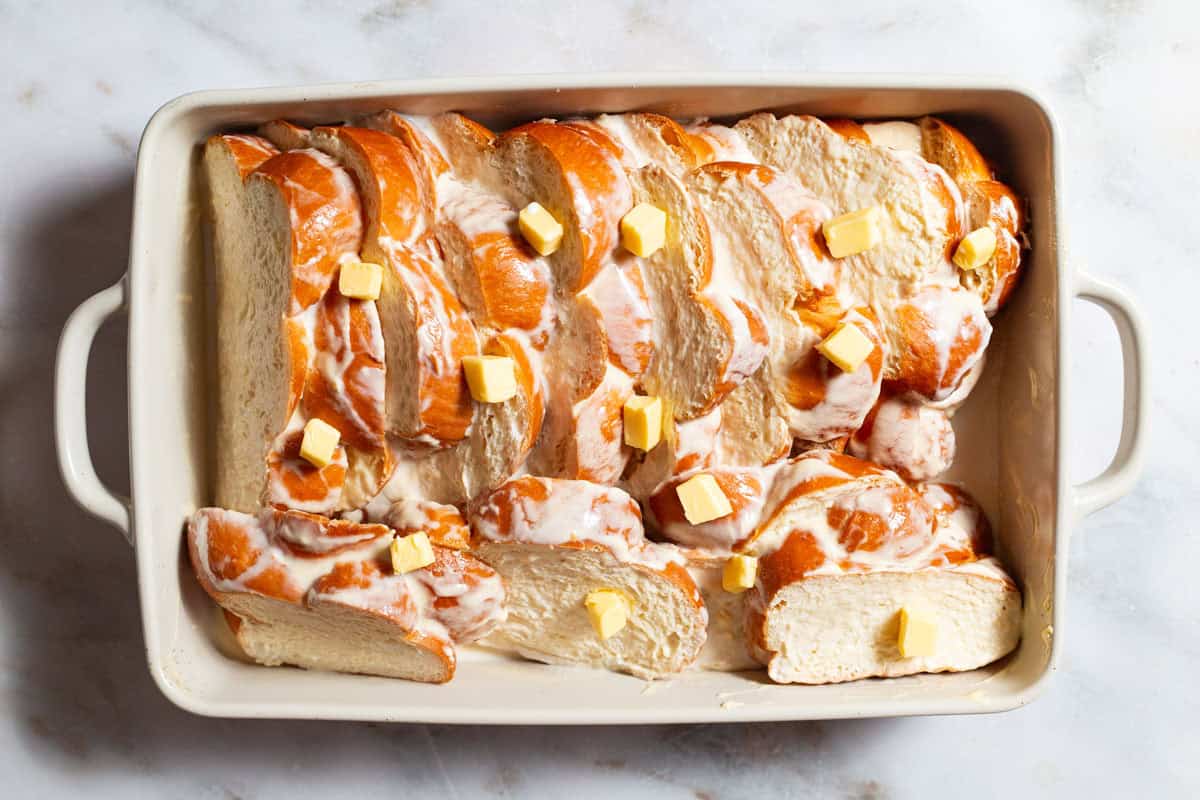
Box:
[1,0,1195,796]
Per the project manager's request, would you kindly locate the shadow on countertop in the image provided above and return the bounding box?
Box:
[0,176,912,798]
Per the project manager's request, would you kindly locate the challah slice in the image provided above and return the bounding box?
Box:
[205,138,378,513]
[187,507,506,682]
[204,134,283,512]
[737,452,1020,684]
[622,405,722,505]
[258,119,312,151]
[310,125,480,446]
[360,110,452,192]
[857,117,1024,315]
[434,177,556,339]
[470,476,707,679]
[848,392,956,482]
[457,119,633,293]
[647,464,777,554]
[424,114,642,481]
[784,305,886,441]
[684,552,759,672]
[685,161,885,452]
[624,163,769,418]
[735,114,993,400]
[735,113,964,289]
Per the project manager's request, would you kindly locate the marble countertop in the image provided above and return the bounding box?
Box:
[2,0,1195,796]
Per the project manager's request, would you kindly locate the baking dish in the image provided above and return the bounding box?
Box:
[54,73,1147,723]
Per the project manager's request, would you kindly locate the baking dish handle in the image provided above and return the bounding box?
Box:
[1072,272,1149,520]
[55,277,133,544]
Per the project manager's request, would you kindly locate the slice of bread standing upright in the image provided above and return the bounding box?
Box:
[470,476,707,679]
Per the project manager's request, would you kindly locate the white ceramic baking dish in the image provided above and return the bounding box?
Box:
[54,74,1147,723]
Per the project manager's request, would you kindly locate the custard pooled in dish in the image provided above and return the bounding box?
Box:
[191,109,1026,684]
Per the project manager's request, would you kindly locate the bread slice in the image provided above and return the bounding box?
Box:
[205,138,371,512]
[889,283,991,401]
[359,110,452,191]
[748,567,1020,684]
[578,255,654,379]
[470,476,707,679]
[258,119,312,151]
[848,393,956,482]
[311,125,480,445]
[362,328,547,507]
[735,113,963,289]
[422,114,640,482]
[734,114,991,396]
[625,163,769,418]
[685,161,864,457]
[466,120,633,293]
[434,177,556,338]
[855,116,1024,316]
[530,360,634,484]
[685,121,760,162]
[647,464,776,553]
[684,552,758,671]
[916,117,1024,314]
[784,305,886,442]
[204,134,283,512]
[735,452,1020,684]
[187,507,507,682]
[622,405,722,505]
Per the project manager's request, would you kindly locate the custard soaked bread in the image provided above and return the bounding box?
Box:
[196,107,1026,686]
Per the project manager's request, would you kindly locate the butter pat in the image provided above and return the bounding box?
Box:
[953,226,997,271]
[623,395,663,451]
[722,554,758,593]
[620,203,668,257]
[676,473,733,525]
[299,418,340,469]
[518,201,564,256]
[337,261,383,300]
[897,607,937,658]
[463,355,517,403]
[822,206,883,258]
[584,589,631,639]
[816,323,874,373]
[391,531,436,574]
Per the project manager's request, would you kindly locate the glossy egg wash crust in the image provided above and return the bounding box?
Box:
[194,110,1026,684]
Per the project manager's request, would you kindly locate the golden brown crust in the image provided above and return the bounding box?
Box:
[498,121,631,292]
[823,118,870,143]
[648,469,765,535]
[250,149,363,314]
[316,125,480,444]
[257,119,312,151]
[211,133,279,178]
[364,110,452,185]
[919,117,1025,313]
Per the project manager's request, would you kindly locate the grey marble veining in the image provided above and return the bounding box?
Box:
[1,0,1195,797]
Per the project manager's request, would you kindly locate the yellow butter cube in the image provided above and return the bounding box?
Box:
[620,203,668,257]
[816,323,874,373]
[675,473,733,525]
[584,588,631,639]
[518,201,564,256]
[722,554,758,593]
[391,531,436,574]
[953,226,998,272]
[299,418,340,469]
[337,260,384,300]
[462,355,518,403]
[822,206,883,258]
[897,607,938,658]
[623,395,663,451]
